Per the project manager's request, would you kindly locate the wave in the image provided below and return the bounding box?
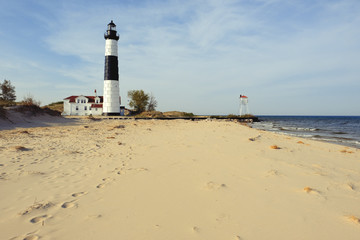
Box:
[332,131,347,135]
[278,126,319,132]
[309,137,360,147]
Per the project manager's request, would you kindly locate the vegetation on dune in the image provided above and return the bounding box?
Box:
[15,95,60,116]
[135,111,165,118]
[0,79,62,117]
[238,114,256,118]
[182,112,195,118]
[226,114,238,118]
[47,101,63,106]
[15,95,42,115]
[44,101,63,113]
[163,111,195,118]
[22,94,41,107]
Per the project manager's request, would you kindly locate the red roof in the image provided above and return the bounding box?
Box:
[91,104,103,108]
[240,95,248,98]
[64,96,103,103]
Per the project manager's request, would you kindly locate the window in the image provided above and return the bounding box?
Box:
[89,107,92,110]
[77,99,79,103]
[84,106,87,110]
[76,106,78,110]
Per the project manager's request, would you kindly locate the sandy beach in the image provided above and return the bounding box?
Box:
[1,118,360,240]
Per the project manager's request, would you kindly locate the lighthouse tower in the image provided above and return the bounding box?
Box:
[103,20,120,116]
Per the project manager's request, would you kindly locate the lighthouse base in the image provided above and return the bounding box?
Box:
[103,80,120,115]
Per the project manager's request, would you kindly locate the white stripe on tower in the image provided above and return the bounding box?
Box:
[103,20,120,116]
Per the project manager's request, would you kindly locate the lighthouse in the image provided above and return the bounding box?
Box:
[103,20,120,115]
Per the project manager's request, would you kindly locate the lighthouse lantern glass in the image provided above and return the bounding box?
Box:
[108,25,116,31]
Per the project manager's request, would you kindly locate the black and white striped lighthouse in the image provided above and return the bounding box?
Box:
[103,20,120,115]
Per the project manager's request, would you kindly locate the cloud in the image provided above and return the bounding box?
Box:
[1,0,359,114]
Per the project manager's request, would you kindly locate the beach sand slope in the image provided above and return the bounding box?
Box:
[0,119,360,240]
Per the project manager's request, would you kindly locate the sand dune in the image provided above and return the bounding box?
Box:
[0,109,81,130]
[0,118,360,239]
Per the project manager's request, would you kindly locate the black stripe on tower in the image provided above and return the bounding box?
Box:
[104,56,119,80]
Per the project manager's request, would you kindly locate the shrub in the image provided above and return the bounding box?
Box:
[226,114,238,118]
[15,94,42,115]
[183,112,194,117]
[239,114,256,118]
[22,94,41,107]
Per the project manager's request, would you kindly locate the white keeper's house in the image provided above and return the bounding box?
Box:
[62,94,104,116]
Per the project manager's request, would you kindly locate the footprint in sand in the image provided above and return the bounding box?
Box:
[13,146,31,151]
[72,191,87,197]
[248,135,261,141]
[266,169,284,177]
[205,181,227,190]
[86,214,103,221]
[23,235,39,240]
[30,215,48,224]
[303,186,315,193]
[346,183,356,191]
[302,187,326,199]
[19,202,54,215]
[192,226,200,233]
[136,167,149,172]
[61,201,77,209]
[96,177,114,188]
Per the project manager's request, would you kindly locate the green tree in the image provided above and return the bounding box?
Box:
[0,79,16,102]
[127,90,149,113]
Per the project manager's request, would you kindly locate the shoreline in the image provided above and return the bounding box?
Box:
[252,128,360,149]
[1,119,360,239]
[252,115,360,149]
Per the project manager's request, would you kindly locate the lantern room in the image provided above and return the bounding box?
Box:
[104,20,120,40]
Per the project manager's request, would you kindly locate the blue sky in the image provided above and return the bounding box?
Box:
[1,0,359,115]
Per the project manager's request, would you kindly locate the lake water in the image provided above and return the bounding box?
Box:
[251,116,360,149]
